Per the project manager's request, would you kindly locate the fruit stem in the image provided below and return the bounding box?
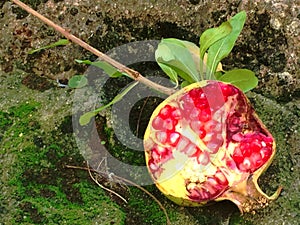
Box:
[11,0,176,96]
[222,174,282,214]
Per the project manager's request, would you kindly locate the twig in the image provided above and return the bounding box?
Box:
[86,162,128,204]
[11,0,176,96]
[66,164,171,225]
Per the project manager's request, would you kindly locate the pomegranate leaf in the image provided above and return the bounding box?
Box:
[155,39,200,83]
[214,71,223,80]
[199,21,231,77]
[157,62,179,86]
[79,111,97,126]
[28,39,70,54]
[206,11,246,79]
[155,44,179,85]
[219,69,258,92]
[199,21,232,60]
[75,59,126,78]
[79,81,138,125]
[68,75,88,88]
[180,80,191,88]
[157,61,196,84]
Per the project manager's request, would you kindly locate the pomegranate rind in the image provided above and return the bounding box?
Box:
[144,81,280,212]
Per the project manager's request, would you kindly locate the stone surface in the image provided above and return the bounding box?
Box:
[0,0,299,224]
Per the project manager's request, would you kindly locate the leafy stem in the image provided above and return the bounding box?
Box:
[28,39,70,54]
[12,0,175,96]
[79,82,139,125]
[15,0,259,125]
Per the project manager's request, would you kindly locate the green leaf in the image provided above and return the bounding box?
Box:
[160,39,201,68]
[218,69,258,92]
[199,21,231,77]
[199,21,232,59]
[180,80,191,88]
[79,111,98,126]
[28,39,70,54]
[157,62,179,86]
[156,44,176,62]
[155,39,200,83]
[157,62,196,84]
[214,71,223,80]
[206,11,247,79]
[75,59,124,78]
[79,81,138,125]
[68,75,88,88]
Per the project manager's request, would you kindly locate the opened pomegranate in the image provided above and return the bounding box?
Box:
[144,80,281,213]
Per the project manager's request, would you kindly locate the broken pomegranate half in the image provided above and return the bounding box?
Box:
[144,80,281,213]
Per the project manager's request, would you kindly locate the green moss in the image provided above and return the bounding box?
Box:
[127,187,168,225]
[103,125,145,166]
[8,101,40,117]
[1,101,126,225]
[11,182,125,224]
[9,143,125,224]
[0,111,13,142]
[229,213,253,225]
[0,111,12,127]
[0,102,40,154]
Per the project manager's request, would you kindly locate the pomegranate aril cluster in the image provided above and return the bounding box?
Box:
[151,105,180,131]
[232,133,273,172]
[186,169,229,201]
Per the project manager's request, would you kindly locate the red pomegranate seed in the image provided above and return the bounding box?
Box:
[148,158,159,171]
[155,131,168,144]
[215,171,228,185]
[176,136,190,152]
[152,116,164,130]
[163,118,176,131]
[197,151,210,165]
[250,140,262,152]
[171,108,181,120]
[198,108,212,122]
[251,152,263,169]
[159,105,174,119]
[184,143,198,156]
[190,121,206,139]
[168,132,181,146]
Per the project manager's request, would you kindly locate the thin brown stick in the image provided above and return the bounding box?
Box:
[66,164,171,225]
[11,0,176,96]
[86,162,128,204]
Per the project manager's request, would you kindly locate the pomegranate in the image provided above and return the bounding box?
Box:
[144,80,281,213]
